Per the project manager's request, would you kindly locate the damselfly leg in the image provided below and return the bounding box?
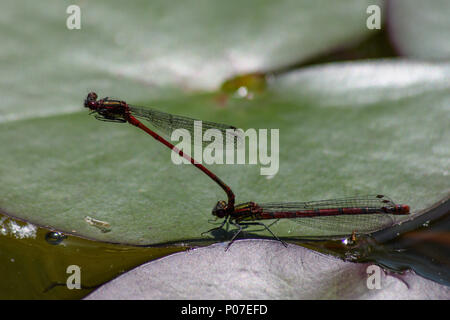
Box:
[225,220,287,251]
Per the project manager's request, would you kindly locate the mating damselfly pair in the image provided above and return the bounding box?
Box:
[84,92,410,248]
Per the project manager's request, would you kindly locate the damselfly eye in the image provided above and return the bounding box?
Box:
[87,92,98,101]
[85,92,99,109]
[212,200,227,218]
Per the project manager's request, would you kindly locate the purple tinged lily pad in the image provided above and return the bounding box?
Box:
[85,240,450,299]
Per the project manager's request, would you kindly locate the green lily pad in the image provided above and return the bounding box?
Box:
[1,61,449,245]
[388,0,450,60]
[1,0,380,122]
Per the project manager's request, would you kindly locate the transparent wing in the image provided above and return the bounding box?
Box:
[259,195,396,237]
[129,105,242,149]
[259,195,395,213]
[288,214,394,236]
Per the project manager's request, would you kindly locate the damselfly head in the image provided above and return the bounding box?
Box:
[84,92,98,110]
[212,200,227,218]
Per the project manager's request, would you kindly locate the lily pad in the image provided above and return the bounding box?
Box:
[1,0,381,122]
[85,240,450,299]
[388,0,450,60]
[1,61,449,245]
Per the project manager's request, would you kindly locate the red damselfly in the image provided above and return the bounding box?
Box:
[206,194,410,250]
[84,92,238,210]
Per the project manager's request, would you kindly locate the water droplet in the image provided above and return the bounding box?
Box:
[237,86,248,98]
[45,232,67,245]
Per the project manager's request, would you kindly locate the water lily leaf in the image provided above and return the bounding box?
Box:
[85,240,450,299]
[1,61,449,245]
[1,0,381,123]
[388,0,450,59]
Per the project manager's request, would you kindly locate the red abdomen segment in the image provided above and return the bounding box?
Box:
[259,208,374,219]
[393,204,410,215]
[258,205,410,220]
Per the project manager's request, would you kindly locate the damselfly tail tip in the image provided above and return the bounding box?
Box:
[398,204,410,215]
[390,204,410,215]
